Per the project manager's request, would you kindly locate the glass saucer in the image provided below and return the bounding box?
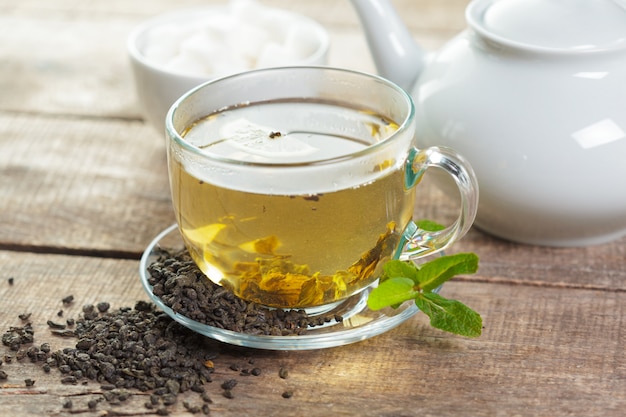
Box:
[139,224,430,351]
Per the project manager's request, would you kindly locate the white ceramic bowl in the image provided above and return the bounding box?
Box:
[127,6,329,134]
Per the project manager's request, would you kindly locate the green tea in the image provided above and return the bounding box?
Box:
[170,100,415,308]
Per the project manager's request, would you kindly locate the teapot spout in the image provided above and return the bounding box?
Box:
[350,0,424,91]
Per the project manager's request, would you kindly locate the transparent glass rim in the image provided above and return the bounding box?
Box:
[164,66,415,168]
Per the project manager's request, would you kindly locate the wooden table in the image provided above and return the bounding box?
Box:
[1,1,624,416]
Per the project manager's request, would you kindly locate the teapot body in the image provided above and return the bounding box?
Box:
[413,31,626,245]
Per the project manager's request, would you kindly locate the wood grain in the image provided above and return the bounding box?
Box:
[1,0,624,416]
[454,230,626,291]
[0,112,172,254]
[1,251,624,417]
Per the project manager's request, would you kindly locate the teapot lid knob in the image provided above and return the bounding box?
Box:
[468,0,626,51]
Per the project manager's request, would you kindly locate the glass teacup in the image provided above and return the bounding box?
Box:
[166,67,478,311]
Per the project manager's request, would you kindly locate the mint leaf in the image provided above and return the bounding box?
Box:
[415,220,446,232]
[414,253,478,292]
[365,223,482,339]
[415,292,482,337]
[367,277,417,310]
[381,260,420,283]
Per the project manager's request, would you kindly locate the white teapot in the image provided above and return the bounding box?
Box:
[351,0,626,246]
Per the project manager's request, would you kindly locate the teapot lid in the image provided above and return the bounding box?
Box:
[467,0,626,51]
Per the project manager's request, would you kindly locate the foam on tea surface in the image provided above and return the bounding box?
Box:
[216,118,320,159]
[180,100,401,195]
[182,101,392,162]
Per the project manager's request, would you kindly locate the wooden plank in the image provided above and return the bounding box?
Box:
[1,1,623,417]
[0,11,141,118]
[1,110,625,291]
[0,251,623,416]
[0,110,452,255]
[453,231,626,291]
[0,112,173,255]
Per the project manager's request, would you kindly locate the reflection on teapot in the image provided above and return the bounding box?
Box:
[351,0,626,246]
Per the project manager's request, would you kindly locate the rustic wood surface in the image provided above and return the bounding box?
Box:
[1,0,624,416]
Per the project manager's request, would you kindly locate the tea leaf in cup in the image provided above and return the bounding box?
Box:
[239,235,281,255]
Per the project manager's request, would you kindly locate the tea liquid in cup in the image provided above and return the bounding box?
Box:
[166,67,478,310]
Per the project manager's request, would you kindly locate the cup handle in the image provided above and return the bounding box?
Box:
[395,146,479,261]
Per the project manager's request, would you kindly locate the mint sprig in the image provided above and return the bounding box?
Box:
[367,252,482,337]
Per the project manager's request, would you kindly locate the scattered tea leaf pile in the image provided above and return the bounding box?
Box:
[147,248,342,334]
[2,301,221,414]
[1,292,295,415]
